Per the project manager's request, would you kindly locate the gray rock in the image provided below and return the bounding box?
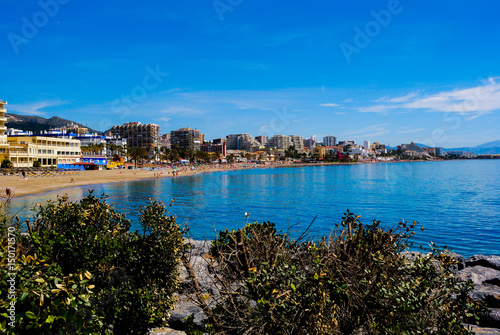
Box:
[470,285,500,308]
[449,251,466,272]
[467,255,500,271]
[480,308,500,329]
[149,327,186,335]
[169,294,208,328]
[184,239,211,257]
[466,324,500,334]
[457,266,500,286]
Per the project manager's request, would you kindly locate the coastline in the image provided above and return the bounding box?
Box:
[1,162,282,198]
[0,159,459,199]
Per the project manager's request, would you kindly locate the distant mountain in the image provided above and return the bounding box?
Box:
[5,113,101,134]
[414,143,431,148]
[474,140,500,149]
[444,140,500,155]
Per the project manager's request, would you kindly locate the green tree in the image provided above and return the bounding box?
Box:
[0,192,183,334]
[284,145,299,159]
[128,147,149,167]
[1,159,13,168]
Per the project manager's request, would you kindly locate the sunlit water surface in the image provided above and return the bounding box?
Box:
[11,160,500,258]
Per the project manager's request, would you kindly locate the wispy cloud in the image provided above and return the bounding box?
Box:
[360,78,500,117]
[8,100,68,116]
[320,103,339,107]
[156,107,208,115]
[341,124,388,138]
[397,128,424,134]
[375,92,419,103]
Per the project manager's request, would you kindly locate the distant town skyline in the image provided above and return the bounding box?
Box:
[2,1,499,147]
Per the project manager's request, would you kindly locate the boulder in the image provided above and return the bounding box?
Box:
[448,251,466,272]
[465,324,500,334]
[470,285,500,308]
[149,328,186,335]
[480,308,500,330]
[466,255,500,271]
[168,294,207,329]
[457,266,500,286]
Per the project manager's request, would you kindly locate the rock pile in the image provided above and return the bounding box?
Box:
[457,255,500,330]
[156,244,500,334]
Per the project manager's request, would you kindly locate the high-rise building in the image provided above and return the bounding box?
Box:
[170,128,204,151]
[226,134,260,152]
[159,133,171,150]
[0,100,10,160]
[289,135,304,152]
[255,135,268,146]
[108,122,160,155]
[303,138,316,153]
[364,140,371,150]
[265,135,291,150]
[323,135,336,147]
[436,147,444,156]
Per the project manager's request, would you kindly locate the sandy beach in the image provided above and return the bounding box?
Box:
[0,165,236,198]
[0,162,297,198]
[0,160,401,199]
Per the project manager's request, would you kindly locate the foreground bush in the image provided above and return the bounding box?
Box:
[0,192,183,334]
[202,211,485,334]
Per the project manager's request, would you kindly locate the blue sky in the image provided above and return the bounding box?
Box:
[1,0,499,147]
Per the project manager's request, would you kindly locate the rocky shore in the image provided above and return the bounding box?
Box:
[151,241,500,334]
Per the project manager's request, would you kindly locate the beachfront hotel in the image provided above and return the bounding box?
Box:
[0,100,82,168]
[6,135,82,168]
[107,122,160,156]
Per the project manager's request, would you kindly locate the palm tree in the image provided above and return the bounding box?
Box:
[128,147,148,167]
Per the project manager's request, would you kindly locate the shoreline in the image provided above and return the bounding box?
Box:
[1,162,285,198]
[0,159,476,199]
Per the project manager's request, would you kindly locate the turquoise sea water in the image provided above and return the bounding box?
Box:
[11,160,500,258]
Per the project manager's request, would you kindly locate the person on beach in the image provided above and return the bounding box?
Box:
[6,188,11,198]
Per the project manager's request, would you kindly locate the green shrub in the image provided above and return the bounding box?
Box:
[1,159,13,168]
[205,211,485,334]
[0,192,183,334]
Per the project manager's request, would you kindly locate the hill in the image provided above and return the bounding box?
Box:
[444,140,500,155]
[5,113,101,134]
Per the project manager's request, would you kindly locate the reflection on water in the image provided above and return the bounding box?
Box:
[10,160,500,258]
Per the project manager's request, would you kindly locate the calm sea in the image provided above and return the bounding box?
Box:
[10,160,500,258]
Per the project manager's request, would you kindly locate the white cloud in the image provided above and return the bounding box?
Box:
[8,100,67,116]
[320,103,339,107]
[341,124,387,137]
[361,78,500,117]
[397,128,424,134]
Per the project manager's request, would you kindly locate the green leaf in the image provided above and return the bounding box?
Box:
[20,292,28,302]
[25,311,37,320]
[290,283,296,291]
